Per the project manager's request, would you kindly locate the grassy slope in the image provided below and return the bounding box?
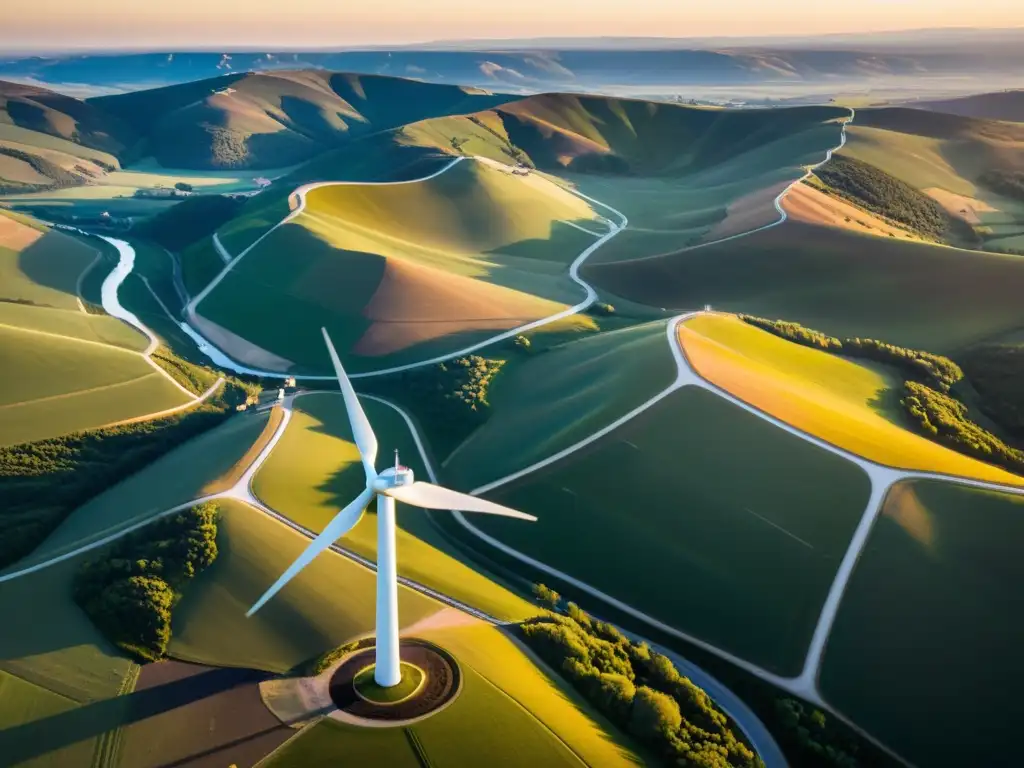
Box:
[263,622,641,768]
[819,479,1024,767]
[91,70,513,170]
[198,160,597,373]
[444,320,677,490]
[911,91,1024,123]
[679,314,1024,485]
[252,393,536,622]
[0,552,138,767]
[168,498,439,672]
[839,108,1024,251]
[9,411,271,569]
[587,219,1024,354]
[0,212,191,444]
[470,386,870,676]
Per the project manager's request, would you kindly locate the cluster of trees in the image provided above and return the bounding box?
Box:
[74,503,219,661]
[978,169,1024,202]
[957,344,1024,437]
[135,194,246,252]
[373,354,504,454]
[522,590,760,768]
[901,381,1024,475]
[302,639,366,676]
[589,302,617,316]
[812,155,951,240]
[739,316,963,392]
[773,699,859,768]
[0,376,253,569]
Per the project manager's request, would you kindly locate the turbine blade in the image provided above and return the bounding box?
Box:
[384,482,536,521]
[322,327,378,480]
[246,487,374,617]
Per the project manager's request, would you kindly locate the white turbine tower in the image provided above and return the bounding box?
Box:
[246,328,536,687]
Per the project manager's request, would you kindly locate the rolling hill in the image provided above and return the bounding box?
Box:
[0,211,191,445]
[0,80,131,194]
[836,107,1024,253]
[90,71,516,170]
[191,158,600,373]
[910,90,1024,123]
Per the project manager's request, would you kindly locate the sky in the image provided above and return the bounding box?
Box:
[3,0,1024,50]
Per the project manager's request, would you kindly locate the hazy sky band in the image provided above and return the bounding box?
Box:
[4,1,1024,50]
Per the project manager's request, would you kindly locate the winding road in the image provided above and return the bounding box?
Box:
[10,110,908,766]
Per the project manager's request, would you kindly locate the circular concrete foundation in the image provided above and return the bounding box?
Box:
[328,638,460,723]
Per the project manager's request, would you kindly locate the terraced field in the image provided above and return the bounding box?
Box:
[678,313,1024,484]
[253,393,536,621]
[819,479,1024,767]
[193,159,599,372]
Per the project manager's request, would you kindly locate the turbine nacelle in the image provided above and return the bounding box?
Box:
[372,464,415,493]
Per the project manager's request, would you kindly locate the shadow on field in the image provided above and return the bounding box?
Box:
[16,229,96,303]
[0,665,273,765]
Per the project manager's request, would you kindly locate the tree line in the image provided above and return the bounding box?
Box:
[74,503,220,661]
[739,315,1024,476]
[739,316,963,392]
[136,194,246,253]
[0,369,254,569]
[524,586,761,768]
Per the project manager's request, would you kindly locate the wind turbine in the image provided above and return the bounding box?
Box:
[246,328,536,688]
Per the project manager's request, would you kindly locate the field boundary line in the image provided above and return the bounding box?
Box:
[0,371,165,412]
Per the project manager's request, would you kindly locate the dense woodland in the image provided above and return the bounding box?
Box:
[523,589,761,768]
[74,503,219,661]
[739,315,1023,474]
[0,362,254,569]
[136,194,246,252]
[978,169,1024,202]
[957,344,1024,437]
[812,155,952,240]
[151,348,223,395]
[0,146,87,194]
[902,381,1024,474]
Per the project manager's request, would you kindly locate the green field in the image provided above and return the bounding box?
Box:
[465,385,871,675]
[169,498,439,672]
[0,211,193,444]
[819,479,1024,767]
[589,219,1024,354]
[0,551,139,767]
[444,320,677,489]
[264,622,641,768]
[253,393,536,621]
[13,411,271,568]
[196,159,598,373]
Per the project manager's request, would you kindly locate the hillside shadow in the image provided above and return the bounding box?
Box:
[14,229,94,305]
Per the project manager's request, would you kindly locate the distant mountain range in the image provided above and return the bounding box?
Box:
[2,27,1024,98]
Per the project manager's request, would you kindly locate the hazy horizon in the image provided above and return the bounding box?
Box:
[4,1,1024,51]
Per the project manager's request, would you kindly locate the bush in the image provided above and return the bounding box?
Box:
[774,699,859,768]
[74,503,219,661]
[302,639,364,676]
[590,302,617,316]
[813,155,951,239]
[514,334,532,351]
[901,381,1024,474]
[532,582,561,609]
[631,686,683,742]
[174,182,193,192]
